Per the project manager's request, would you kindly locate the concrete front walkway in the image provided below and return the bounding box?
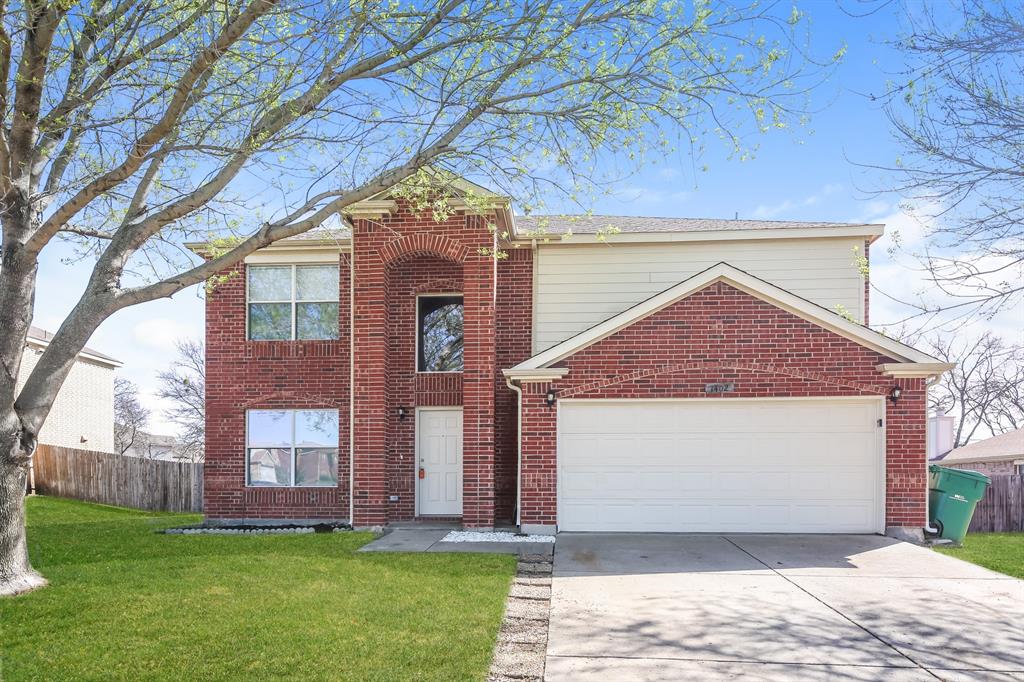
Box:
[358,528,555,558]
[547,534,1024,681]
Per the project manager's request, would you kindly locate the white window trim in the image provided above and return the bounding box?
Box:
[247,264,339,341]
[245,409,339,488]
[415,293,464,374]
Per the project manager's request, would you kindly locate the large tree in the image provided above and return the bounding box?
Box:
[113,376,149,456]
[925,331,1023,448]
[0,0,832,594]
[156,339,204,463]
[872,0,1023,323]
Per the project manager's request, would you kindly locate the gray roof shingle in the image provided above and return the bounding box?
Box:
[940,428,1024,463]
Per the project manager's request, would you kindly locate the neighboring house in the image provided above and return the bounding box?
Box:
[18,326,121,453]
[935,429,1024,477]
[193,178,951,539]
[123,432,186,461]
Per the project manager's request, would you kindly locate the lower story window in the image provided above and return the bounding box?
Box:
[247,409,339,487]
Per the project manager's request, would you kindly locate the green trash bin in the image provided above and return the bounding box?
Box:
[927,464,991,543]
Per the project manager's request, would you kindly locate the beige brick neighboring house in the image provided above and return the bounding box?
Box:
[937,428,1024,477]
[17,327,121,453]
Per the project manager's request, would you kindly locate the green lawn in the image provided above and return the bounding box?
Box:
[934,532,1024,579]
[1,497,516,681]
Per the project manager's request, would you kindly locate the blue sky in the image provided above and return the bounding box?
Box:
[31,1,1022,434]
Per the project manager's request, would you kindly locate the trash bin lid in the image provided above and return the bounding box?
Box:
[942,467,991,486]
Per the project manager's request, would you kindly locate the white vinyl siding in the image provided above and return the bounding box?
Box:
[533,237,866,352]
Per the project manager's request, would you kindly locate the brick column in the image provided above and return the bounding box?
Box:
[885,377,928,531]
[519,383,557,533]
[352,220,389,526]
[461,248,497,527]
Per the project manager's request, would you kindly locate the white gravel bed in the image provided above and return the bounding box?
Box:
[441,530,555,544]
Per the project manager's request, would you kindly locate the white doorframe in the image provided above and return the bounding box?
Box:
[555,396,887,534]
[415,406,464,516]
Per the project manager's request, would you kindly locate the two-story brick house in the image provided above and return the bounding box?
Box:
[196,179,950,539]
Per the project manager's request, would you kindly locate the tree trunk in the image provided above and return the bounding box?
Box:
[0,439,45,596]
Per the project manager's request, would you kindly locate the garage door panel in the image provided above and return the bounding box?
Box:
[558,399,883,533]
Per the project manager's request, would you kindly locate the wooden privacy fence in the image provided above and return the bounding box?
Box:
[32,444,203,513]
[969,474,1023,533]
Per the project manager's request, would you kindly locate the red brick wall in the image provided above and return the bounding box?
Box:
[945,460,1016,476]
[204,200,528,526]
[350,200,498,527]
[385,257,463,521]
[518,281,928,529]
[204,257,351,520]
[494,247,534,522]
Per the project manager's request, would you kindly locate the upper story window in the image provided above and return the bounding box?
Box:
[247,409,339,487]
[417,295,463,372]
[248,264,339,340]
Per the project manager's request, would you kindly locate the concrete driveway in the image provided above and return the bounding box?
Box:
[546,534,1024,681]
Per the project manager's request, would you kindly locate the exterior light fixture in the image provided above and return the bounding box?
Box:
[545,389,556,407]
[397,406,407,420]
[889,386,902,404]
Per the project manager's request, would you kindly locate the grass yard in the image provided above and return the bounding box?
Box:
[1,497,516,681]
[934,532,1024,579]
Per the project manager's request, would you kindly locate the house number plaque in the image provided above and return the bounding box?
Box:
[704,382,735,394]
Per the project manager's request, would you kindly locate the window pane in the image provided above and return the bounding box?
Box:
[248,410,292,447]
[418,297,464,372]
[295,448,338,486]
[248,448,291,486]
[249,303,292,340]
[295,410,338,447]
[296,302,338,340]
[248,266,292,301]
[296,265,338,301]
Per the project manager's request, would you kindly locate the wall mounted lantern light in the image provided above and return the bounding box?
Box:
[397,406,407,420]
[889,385,903,404]
[545,389,556,407]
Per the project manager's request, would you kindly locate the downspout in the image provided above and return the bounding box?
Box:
[922,374,942,535]
[348,248,356,526]
[505,377,523,528]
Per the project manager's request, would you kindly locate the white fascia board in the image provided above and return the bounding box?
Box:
[502,368,569,382]
[186,239,351,257]
[510,224,884,246]
[941,453,1024,465]
[512,262,940,370]
[25,337,123,368]
[876,362,956,378]
[244,244,345,264]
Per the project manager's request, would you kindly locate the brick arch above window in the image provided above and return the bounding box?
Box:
[379,233,470,265]
[412,278,463,296]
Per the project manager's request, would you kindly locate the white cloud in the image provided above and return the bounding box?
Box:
[866,202,1022,339]
[132,318,196,352]
[749,183,843,220]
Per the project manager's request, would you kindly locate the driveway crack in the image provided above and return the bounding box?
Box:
[723,537,942,680]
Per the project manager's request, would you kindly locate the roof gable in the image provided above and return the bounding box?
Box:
[510,263,945,373]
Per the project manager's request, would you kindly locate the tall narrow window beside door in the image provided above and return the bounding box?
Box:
[417,295,464,372]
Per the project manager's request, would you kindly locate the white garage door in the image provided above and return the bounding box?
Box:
[558,398,884,533]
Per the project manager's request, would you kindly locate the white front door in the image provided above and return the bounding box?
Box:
[417,408,463,516]
[558,398,885,533]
